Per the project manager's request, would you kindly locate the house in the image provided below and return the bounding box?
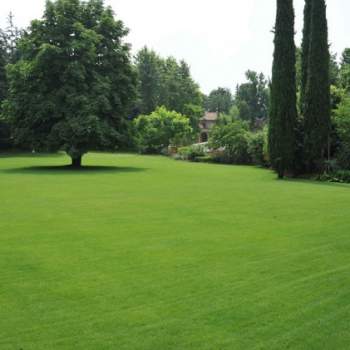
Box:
[198,112,218,143]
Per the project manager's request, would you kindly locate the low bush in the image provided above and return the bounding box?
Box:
[318,170,350,183]
[248,127,268,166]
[208,121,269,166]
[177,144,206,161]
[209,120,251,164]
[333,97,350,169]
[195,155,214,163]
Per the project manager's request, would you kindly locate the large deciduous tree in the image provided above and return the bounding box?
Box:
[135,47,163,115]
[269,0,297,178]
[0,14,22,150]
[303,0,330,171]
[4,0,137,166]
[235,70,269,127]
[135,47,203,116]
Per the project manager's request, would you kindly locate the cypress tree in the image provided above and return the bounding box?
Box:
[304,0,330,172]
[269,0,297,178]
[300,0,312,115]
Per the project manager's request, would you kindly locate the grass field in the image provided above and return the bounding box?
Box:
[1,152,350,349]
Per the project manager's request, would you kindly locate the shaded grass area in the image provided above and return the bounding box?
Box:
[1,152,350,349]
[4,165,146,175]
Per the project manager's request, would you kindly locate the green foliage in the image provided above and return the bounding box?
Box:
[133,106,192,154]
[269,0,297,178]
[330,85,346,110]
[333,96,350,169]
[248,127,268,166]
[300,0,312,115]
[3,0,137,165]
[319,169,350,183]
[339,49,350,90]
[304,0,331,172]
[206,87,233,114]
[235,70,269,127]
[183,103,204,133]
[135,47,202,115]
[0,35,6,105]
[177,144,206,162]
[216,106,239,126]
[0,14,22,151]
[194,155,213,163]
[135,47,163,114]
[329,52,340,86]
[209,120,251,164]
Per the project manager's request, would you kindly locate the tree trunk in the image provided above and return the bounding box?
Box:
[71,155,82,168]
[277,160,284,179]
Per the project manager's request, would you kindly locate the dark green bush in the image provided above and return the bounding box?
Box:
[319,170,350,183]
[248,128,268,166]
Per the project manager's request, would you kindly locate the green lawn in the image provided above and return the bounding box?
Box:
[1,152,350,349]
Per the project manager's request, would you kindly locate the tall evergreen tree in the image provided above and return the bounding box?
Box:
[304,0,330,171]
[269,0,297,178]
[300,0,312,114]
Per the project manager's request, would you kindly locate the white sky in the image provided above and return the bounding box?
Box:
[0,0,349,94]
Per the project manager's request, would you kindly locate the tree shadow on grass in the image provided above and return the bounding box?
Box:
[3,165,147,175]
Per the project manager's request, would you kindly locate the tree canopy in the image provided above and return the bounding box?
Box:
[206,87,233,114]
[235,70,269,127]
[4,0,137,166]
[135,47,203,116]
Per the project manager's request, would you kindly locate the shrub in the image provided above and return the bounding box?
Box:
[248,128,268,166]
[177,144,206,161]
[209,120,251,164]
[333,97,350,169]
[319,170,350,183]
[196,155,214,163]
[133,106,193,154]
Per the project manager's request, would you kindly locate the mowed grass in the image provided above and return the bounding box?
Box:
[1,152,350,350]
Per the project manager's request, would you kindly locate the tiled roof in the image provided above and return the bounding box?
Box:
[201,112,218,121]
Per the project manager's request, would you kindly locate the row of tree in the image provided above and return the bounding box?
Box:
[205,71,270,129]
[135,50,271,131]
[269,0,330,178]
[0,0,273,166]
[2,0,350,175]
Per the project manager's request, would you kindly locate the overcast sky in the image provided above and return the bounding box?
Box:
[0,0,349,93]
